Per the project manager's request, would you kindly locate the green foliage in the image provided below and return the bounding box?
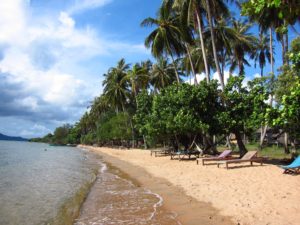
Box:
[52,124,72,145]
[30,133,53,143]
[272,78,300,140]
[67,124,81,144]
[221,76,270,134]
[135,82,223,146]
[241,0,300,25]
[134,90,153,136]
[96,112,132,143]
[81,133,96,145]
[275,37,300,103]
[289,36,300,71]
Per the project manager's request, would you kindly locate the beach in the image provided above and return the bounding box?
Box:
[80,145,300,225]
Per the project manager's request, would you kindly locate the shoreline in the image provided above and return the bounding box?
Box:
[79,145,300,225]
[79,145,233,225]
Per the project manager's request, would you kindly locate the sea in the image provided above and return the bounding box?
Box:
[0,141,180,225]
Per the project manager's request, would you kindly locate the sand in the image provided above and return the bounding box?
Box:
[80,146,300,225]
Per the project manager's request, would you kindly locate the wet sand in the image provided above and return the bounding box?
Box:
[80,146,300,225]
[79,146,233,225]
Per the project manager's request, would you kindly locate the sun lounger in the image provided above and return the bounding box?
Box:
[280,156,300,174]
[217,151,263,169]
[197,150,232,165]
[150,148,173,157]
[170,150,200,160]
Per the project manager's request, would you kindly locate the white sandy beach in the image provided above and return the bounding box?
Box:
[81,146,300,225]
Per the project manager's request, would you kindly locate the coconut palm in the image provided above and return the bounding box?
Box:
[204,0,229,90]
[89,95,109,119]
[141,0,185,83]
[124,62,151,104]
[150,57,178,92]
[173,0,210,82]
[103,59,130,112]
[251,33,272,77]
[228,19,256,75]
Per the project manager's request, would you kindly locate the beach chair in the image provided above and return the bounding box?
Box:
[197,150,232,165]
[170,149,200,160]
[280,156,300,174]
[217,151,263,169]
[150,147,173,157]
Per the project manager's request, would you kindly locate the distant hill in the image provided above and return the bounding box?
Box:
[0,133,28,142]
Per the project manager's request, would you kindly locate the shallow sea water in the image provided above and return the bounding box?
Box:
[0,141,180,225]
[0,141,98,225]
[74,161,181,225]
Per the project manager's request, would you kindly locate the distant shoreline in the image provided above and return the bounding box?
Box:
[0,133,28,142]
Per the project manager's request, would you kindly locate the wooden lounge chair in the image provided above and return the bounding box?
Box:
[150,147,173,157]
[197,150,232,165]
[170,150,200,160]
[280,156,300,174]
[217,151,263,169]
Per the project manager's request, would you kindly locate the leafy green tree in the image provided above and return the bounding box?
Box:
[96,112,132,144]
[278,78,300,145]
[136,82,222,152]
[275,37,300,103]
[221,76,270,156]
[67,124,81,144]
[53,124,72,145]
[134,90,153,141]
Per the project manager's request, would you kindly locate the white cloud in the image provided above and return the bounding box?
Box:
[254,73,261,78]
[59,12,75,28]
[0,0,149,137]
[187,71,238,86]
[0,0,27,45]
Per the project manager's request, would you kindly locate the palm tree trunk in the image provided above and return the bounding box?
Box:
[260,126,268,148]
[281,37,285,65]
[205,0,224,90]
[283,20,289,65]
[285,31,289,65]
[169,51,180,83]
[270,28,274,75]
[259,28,275,150]
[284,132,289,154]
[195,10,210,83]
[185,43,197,85]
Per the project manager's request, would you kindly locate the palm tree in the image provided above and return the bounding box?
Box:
[173,0,210,83]
[228,19,256,75]
[251,33,272,77]
[141,0,185,83]
[103,59,130,112]
[150,57,178,92]
[89,95,109,119]
[124,62,150,104]
[204,0,229,90]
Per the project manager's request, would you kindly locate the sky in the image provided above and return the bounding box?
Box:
[0,0,298,138]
